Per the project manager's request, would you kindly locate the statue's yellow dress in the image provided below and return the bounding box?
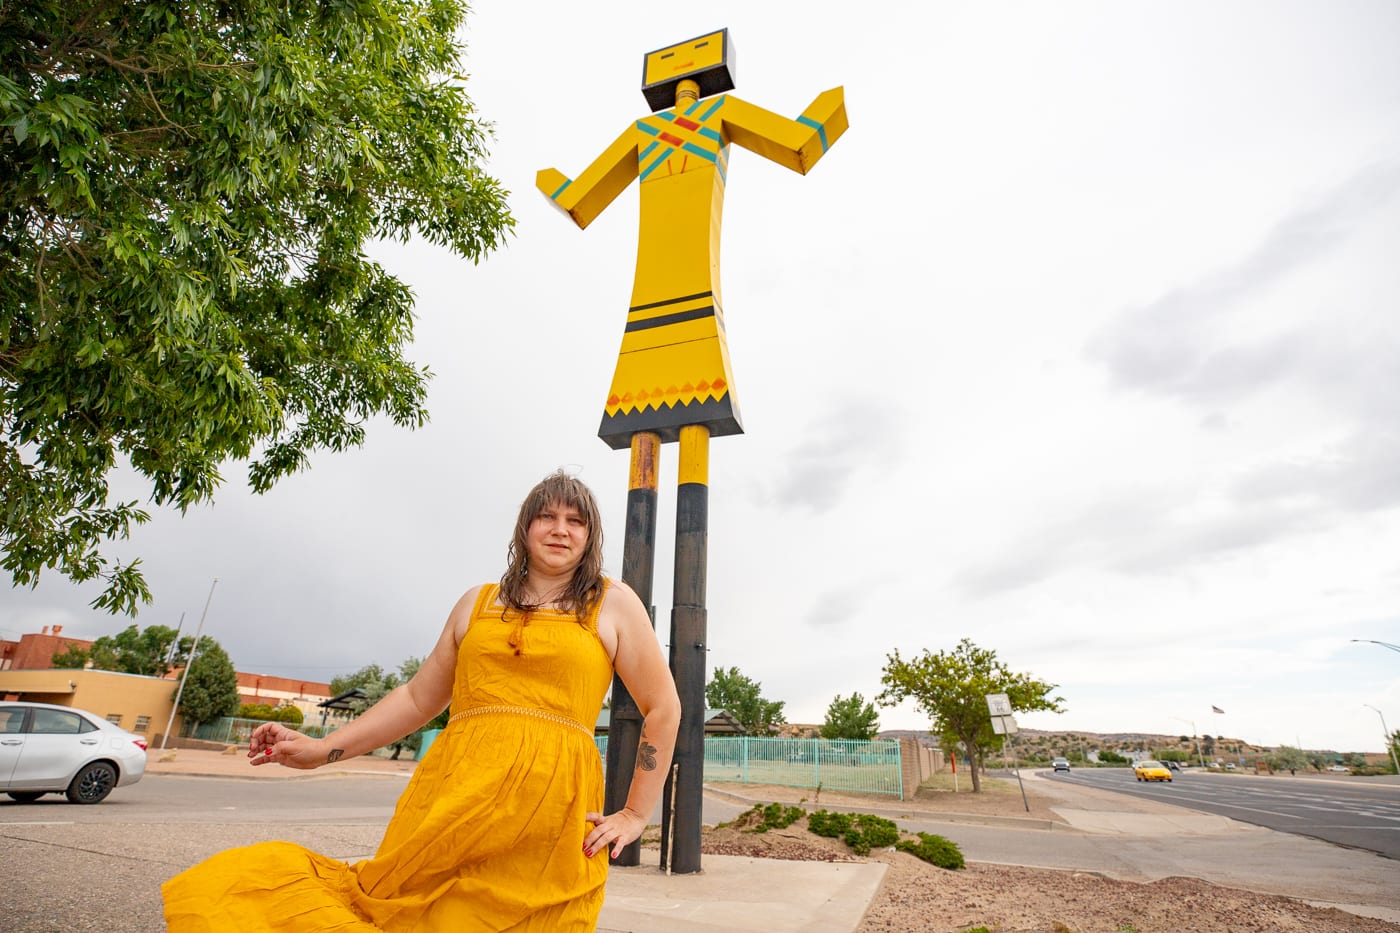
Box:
[162,582,615,931]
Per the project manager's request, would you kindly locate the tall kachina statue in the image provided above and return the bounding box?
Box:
[537,28,846,874]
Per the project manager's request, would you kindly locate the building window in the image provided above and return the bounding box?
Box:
[134,715,150,733]
[106,713,123,726]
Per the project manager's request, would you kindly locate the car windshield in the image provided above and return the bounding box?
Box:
[1139,761,1162,768]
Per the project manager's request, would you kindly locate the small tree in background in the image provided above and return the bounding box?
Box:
[1269,745,1309,775]
[820,692,880,740]
[705,666,786,735]
[175,639,239,729]
[877,638,1065,793]
[330,664,400,711]
[66,624,184,676]
[50,644,90,668]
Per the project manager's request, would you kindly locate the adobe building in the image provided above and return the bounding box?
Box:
[0,667,186,745]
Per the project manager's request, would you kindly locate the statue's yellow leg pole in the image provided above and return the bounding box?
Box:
[660,423,709,874]
[604,432,661,867]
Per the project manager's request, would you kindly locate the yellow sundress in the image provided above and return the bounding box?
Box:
[162,581,616,931]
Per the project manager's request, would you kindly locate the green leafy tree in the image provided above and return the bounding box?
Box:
[705,666,786,735]
[50,644,89,668]
[79,623,183,676]
[1,2,513,615]
[386,655,447,758]
[330,658,446,757]
[175,638,238,728]
[877,638,1065,793]
[820,692,880,740]
[1269,745,1309,775]
[330,663,399,712]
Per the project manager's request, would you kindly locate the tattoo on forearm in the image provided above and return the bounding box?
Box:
[636,739,657,772]
[326,748,345,764]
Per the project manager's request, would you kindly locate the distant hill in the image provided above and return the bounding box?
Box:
[878,727,1270,757]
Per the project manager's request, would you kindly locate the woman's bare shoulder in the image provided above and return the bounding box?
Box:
[447,583,494,641]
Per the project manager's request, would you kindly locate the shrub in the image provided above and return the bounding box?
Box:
[273,706,304,724]
[237,704,304,724]
[749,802,805,833]
[807,810,899,855]
[896,832,965,870]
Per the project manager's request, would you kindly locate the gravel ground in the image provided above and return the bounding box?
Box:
[700,781,1400,933]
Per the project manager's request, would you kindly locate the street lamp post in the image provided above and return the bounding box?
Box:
[1362,705,1400,776]
[1171,716,1206,768]
[1351,639,1400,653]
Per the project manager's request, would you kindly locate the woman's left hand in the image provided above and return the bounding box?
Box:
[583,808,647,859]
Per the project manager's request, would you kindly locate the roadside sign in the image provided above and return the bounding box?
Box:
[985,693,1012,717]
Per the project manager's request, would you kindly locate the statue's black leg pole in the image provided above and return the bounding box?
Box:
[604,432,660,868]
[660,424,709,874]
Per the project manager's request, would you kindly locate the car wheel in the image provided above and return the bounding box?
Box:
[6,791,45,803]
[66,761,117,804]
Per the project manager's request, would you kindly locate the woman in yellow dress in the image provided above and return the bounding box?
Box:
[162,471,681,931]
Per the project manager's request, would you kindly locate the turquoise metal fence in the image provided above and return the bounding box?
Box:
[190,725,900,795]
[190,717,339,745]
[703,737,902,797]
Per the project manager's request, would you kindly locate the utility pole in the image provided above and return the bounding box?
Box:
[160,579,218,750]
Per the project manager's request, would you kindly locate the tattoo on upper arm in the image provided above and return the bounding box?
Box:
[326,748,345,764]
[636,739,657,772]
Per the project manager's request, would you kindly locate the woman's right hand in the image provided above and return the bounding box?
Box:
[248,721,330,770]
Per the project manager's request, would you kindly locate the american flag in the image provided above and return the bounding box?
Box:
[1211,705,1225,714]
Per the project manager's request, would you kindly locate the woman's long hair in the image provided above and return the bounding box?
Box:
[498,470,605,619]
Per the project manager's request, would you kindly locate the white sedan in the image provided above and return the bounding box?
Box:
[0,702,148,804]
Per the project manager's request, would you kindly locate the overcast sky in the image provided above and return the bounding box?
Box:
[4,1,1397,755]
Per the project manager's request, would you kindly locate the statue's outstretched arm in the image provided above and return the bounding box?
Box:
[721,87,847,175]
[536,127,639,230]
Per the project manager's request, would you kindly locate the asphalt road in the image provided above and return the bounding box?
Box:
[1038,767,1400,859]
[0,773,751,933]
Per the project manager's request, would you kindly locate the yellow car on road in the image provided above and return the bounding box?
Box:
[1133,759,1173,782]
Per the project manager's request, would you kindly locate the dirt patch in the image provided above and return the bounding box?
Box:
[701,781,1399,933]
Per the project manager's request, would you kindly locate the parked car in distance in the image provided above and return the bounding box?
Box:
[1133,759,1173,782]
[1326,764,1350,773]
[0,702,148,804]
[1052,757,1071,773]
[1165,760,1181,772]
[1224,762,1237,770]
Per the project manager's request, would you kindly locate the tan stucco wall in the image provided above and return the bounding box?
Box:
[0,668,184,743]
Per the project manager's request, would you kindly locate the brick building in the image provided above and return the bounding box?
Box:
[0,625,94,671]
